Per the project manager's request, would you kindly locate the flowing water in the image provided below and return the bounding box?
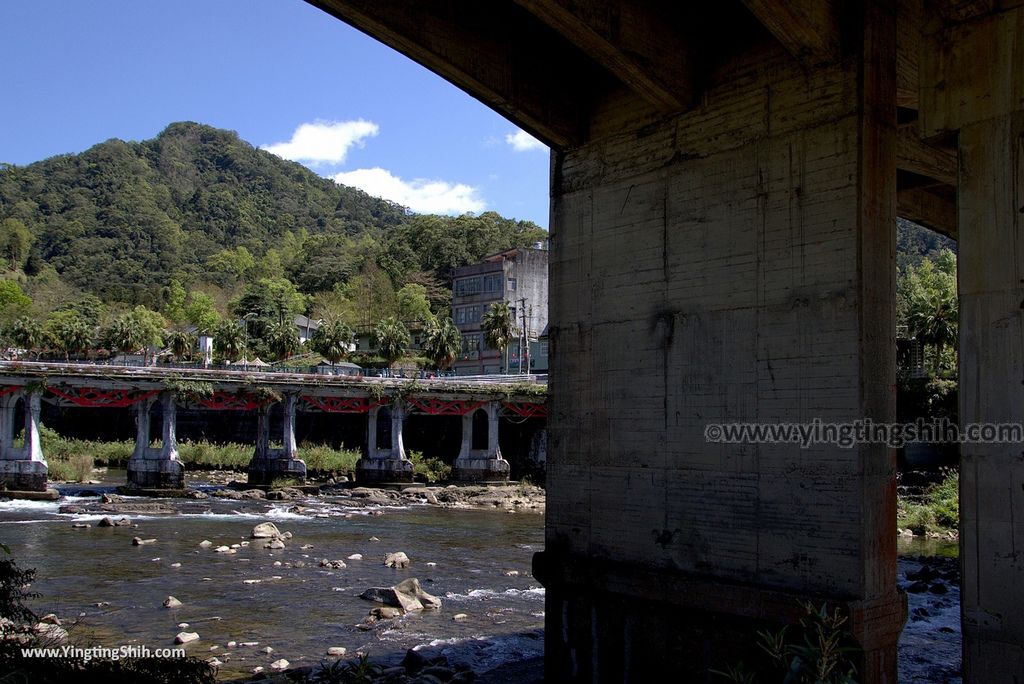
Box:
[0,472,544,676]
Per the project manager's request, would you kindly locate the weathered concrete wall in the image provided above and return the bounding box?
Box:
[922,7,1024,679]
[538,10,902,680]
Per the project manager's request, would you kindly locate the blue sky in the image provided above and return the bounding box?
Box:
[0,0,550,226]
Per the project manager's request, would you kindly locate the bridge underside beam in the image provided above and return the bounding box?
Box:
[306,0,612,148]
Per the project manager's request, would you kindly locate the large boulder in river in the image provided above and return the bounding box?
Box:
[360,578,441,613]
[251,522,281,539]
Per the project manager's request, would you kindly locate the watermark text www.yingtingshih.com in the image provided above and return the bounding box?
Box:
[703,417,1023,449]
[19,645,186,661]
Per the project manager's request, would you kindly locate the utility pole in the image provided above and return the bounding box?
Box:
[519,297,529,375]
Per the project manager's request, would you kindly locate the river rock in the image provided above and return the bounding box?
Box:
[326,646,347,656]
[175,632,200,644]
[251,522,281,539]
[72,523,90,528]
[214,546,231,553]
[199,540,213,548]
[270,659,289,670]
[371,606,402,620]
[385,552,410,568]
[39,613,61,625]
[360,578,441,613]
[452,613,467,621]
[98,516,115,527]
[163,596,182,608]
[347,554,363,561]
[34,623,68,642]
[319,559,347,569]
[264,539,286,550]
[132,537,156,546]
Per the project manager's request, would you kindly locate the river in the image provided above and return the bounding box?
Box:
[0,473,962,682]
[0,471,545,677]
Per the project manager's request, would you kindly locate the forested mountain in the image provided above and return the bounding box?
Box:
[0,122,546,328]
[897,217,956,273]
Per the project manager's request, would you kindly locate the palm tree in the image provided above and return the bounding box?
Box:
[423,316,461,371]
[103,316,144,360]
[374,317,411,367]
[49,319,93,361]
[267,321,301,361]
[482,301,517,373]
[309,320,353,366]
[909,287,958,374]
[7,317,43,359]
[167,330,196,363]
[213,320,246,362]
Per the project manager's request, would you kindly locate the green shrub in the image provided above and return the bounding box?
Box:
[408,450,451,483]
[897,469,959,535]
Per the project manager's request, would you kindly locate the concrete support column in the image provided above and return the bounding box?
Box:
[535,4,903,681]
[131,395,156,460]
[0,389,48,492]
[248,395,307,486]
[127,391,184,489]
[453,402,510,482]
[356,403,412,484]
[957,103,1024,683]
[917,7,1024,678]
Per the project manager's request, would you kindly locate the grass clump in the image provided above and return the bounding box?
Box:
[299,444,360,473]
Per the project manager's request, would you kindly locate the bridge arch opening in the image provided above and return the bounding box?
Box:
[471,408,489,451]
[375,407,393,451]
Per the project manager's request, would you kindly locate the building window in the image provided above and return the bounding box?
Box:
[484,274,502,293]
[455,307,466,324]
[461,333,481,359]
[507,278,517,291]
[455,277,482,297]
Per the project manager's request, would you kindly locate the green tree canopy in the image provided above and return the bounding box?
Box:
[0,280,32,323]
[266,321,301,361]
[183,291,221,332]
[899,248,958,375]
[482,301,517,372]
[374,317,411,366]
[0,218,33,272]
[6,316,43,357]
[44,310,94,360]
[213,320,246,362]
[309,319,353,366]
[423,317,461,371]
[397,283,433,323]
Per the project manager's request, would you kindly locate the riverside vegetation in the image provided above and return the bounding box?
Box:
[36,426,451,484]
[897,469,959,538]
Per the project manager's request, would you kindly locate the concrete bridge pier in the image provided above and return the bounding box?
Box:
[356,403,413,484]
[921,6,1024,678]
[0,388,47,492]
[248,394,307,486]
[453,402,509,482]
[127,391,184,489]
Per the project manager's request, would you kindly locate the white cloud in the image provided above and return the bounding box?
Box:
[261,120,379,165]
[505,129,546,152]
[333,167,485,215]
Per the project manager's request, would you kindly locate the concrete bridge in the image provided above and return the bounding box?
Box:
[303,1,1024,681]
[0,361,546,490]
